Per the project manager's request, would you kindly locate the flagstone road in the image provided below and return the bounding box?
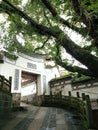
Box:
[0,104,86,130]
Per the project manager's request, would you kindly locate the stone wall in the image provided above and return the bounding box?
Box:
[0,89,12,118]
[12,93,21,107]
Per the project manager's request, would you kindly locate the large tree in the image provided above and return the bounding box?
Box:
[0,0,98,77]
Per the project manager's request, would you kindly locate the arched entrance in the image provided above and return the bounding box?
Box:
[21,71,39,103]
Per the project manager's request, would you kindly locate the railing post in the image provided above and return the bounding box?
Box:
[76,92,80,110]
[76,92,80,98]
[82,93,86,100]
[60,91,62,98]
[50,90,52,96]
[50,90,52,103]
[68,91,71,96]
[68,91,72,108]
[9,76,12,83]
[1,76,4,89]
[85,95,95,129]
[9,76,12,92]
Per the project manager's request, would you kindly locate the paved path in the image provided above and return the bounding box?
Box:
[0,104,85,130]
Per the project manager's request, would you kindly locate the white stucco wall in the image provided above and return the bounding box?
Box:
[63,82,98,99]
[71,87,98,99]
[0,61,21,93]
[50,78,98,100]
[62,84,72,96]
[45,67,60,94]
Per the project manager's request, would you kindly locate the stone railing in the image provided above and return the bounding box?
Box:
[41,91,95,130]
[0,75,11,92]
[0,75,12,118]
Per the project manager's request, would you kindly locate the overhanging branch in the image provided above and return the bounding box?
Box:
[55,57,93,77]
[71,0,92,27]
[41,0,87,37]
[1,0,60,37]
[71,0,98,48]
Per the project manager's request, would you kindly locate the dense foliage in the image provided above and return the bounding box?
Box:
[0,0,98,77]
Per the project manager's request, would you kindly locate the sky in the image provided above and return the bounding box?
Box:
[0,14,5,22]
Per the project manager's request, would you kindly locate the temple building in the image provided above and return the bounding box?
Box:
[0,51,60,104]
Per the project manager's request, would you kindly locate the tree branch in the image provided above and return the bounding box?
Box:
[43,10,52,27]
[71,0,92,27]
[41,0,87,37]
[71,0,98,48]
[55,57,93,77]
[41,0,98,48]
[33,36,51,53]
[59,35,98,71]
[55,40,94,77]
[41,0,57,17]
[1,0,60,37]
